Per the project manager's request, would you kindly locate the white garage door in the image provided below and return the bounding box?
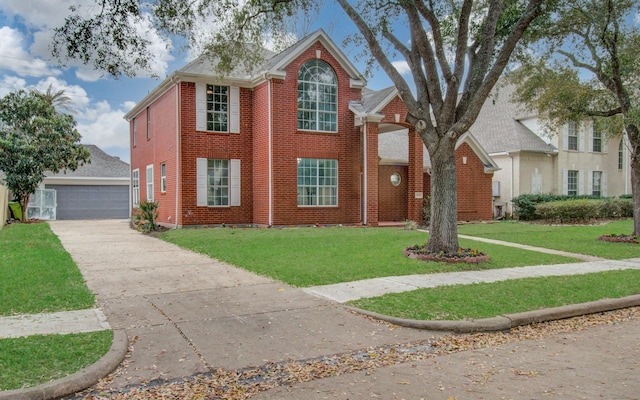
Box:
[47,185,129,220]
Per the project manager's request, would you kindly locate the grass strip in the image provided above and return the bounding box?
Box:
[161,227,577,287]
[0,330,113,391]
[0,223,95,315]
[349,269,640,320]
[458,219,638,259]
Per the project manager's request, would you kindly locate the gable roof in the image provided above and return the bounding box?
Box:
[45,145,130,179]
[125,30,365,120]
[469,81,557,155]
[378,129,499,173]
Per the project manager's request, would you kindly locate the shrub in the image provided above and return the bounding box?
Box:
[513,193,606,220]
[535,198,633,223]
[134,199,159,232]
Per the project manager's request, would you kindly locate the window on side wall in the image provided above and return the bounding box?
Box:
[160,163,167,193]
[132,169,140,207]
[146,107,151,140]
[297,60,337,132]
[297,158,338,206]
[619,141,624,170]
[132,117,137,147]
[146,164,154,201]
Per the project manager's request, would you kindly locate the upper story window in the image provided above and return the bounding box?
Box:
[206,85,228,132]
[196,84,240,133]
[592,126,602,153]
[298,60,337,132]
[567,121,578,151]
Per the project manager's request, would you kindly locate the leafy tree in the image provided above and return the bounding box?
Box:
[0,90,90,219]
[52,0,550,254]
[509,0,640,235]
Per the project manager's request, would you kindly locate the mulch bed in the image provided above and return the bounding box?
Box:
[403,245,490,263]
[598,234,639,244]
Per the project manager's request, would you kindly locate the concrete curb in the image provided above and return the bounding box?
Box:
[347,294,640,333]
[0,329,128,400]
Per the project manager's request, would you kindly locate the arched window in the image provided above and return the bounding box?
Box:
[298,60,337,132]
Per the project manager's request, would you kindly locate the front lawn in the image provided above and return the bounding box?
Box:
[0,223,111,391]
[0,223,95,315]
[161,226,577,287]
[349,269,640,320]
[458,219,639,259]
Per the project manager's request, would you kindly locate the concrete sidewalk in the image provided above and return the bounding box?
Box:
[4,219,640,399]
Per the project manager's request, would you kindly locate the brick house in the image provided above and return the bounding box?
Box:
[124,30,498,228]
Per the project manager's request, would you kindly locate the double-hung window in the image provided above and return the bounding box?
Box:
[619,141,624,170]
[567,170,578,196]
[297,60,337,132]
[132,117,137,147]
[132,169,140,207]
[592,171,602,196]
[146,107,151,140]
[146,165,154,201]
[297,158,338,206]
[592,126,602,153]
[567,121,578,151]
[160,163,167,193]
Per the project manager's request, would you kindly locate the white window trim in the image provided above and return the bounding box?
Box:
[196,158,241,207]
[132,117,137,147]
[195,83,240,133]
[132,168,140,207]
[146,164,154,201]
[297,60,338,133]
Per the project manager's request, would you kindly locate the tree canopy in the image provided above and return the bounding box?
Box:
[509,0,640,235]
[0,89,90,219]
[52,0,550,254]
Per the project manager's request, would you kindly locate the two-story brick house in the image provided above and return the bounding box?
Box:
[124,30,498,227]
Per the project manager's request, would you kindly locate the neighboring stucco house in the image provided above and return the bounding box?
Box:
[124,30,498,228]
[30,145,131,220]
[470,81,632,218]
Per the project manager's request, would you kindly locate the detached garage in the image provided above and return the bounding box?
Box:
[36,145,130,220]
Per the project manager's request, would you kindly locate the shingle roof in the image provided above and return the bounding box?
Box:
[45,145,130,178]
[469,81,557,154]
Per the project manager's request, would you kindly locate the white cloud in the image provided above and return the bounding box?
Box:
[0,27,61,77]
[76,105,129,151]
[392,60,411,75]
[0,75,26,97]
[0,0,75,29]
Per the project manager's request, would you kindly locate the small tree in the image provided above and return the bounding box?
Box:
[0,89,90,219]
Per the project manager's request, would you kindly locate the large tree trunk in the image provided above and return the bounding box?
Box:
[629,126,640,236]
[426,137,459,254]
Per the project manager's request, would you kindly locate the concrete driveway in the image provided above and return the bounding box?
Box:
[49,220,432,389]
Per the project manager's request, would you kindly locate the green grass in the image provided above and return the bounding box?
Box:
[0,223,95,315]
[458,219,639,259]
[0,222,110,391]
[161,227,577,287]
[0,330,113,391]
[350,269,640,320]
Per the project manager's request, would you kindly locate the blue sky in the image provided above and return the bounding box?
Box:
[0,1,397,164]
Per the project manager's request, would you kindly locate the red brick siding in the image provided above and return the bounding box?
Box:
[252,81,271,225]
[267,42,363,225]
[178,82,255,226]
[129,85,178,225]
[378,165,408,221]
